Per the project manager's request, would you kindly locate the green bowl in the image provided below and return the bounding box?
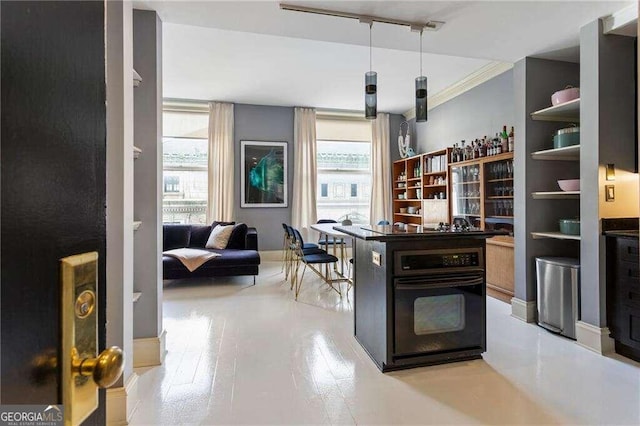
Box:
[559,219,580,235]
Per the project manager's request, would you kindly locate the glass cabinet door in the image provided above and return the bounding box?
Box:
[450,163,481,228]
[483,157,514,232]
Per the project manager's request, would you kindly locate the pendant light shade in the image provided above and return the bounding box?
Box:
[365,23,377,119]
[365,71,377,119]
[415,76,427,122]
[415,30,428,122]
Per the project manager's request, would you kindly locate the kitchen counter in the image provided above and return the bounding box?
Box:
[334,224,505,241]
[603,230,639,239]
[343,224,501,372]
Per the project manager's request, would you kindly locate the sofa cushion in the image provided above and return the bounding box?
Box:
[206,224,234,249]
[211,220,235,229]
[226,223,248,249]
[163,249,260,271]
[188,225,212,248]
[163,225,191,251]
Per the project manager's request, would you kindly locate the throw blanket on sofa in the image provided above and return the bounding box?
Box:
[163,248,221,272]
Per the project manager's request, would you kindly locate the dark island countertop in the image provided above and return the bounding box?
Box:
[333,225,506,241]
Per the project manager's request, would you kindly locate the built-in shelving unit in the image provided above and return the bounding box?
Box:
[531,144,580,161]
[531,231,581,241]
[392,148,451,228]
[531,191,580,199]
[530,98,580,122]
[530,98,581,243]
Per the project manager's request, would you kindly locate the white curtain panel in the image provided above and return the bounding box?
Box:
[291,107,318,241]
[207,102,235,222]
[370,113,392,224]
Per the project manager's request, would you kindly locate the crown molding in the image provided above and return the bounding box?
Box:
[403,61,514,120]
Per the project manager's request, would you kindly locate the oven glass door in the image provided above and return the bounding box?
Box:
[394,273,484,357]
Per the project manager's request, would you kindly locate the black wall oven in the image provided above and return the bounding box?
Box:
[393,248,486,364]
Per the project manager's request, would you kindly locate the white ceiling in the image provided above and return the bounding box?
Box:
[139,0,634,114]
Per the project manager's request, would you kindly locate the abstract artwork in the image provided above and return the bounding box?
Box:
[240,141,287,207]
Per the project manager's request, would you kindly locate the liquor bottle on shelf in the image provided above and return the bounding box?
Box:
[500,125,508,153]
[508,126,515,152]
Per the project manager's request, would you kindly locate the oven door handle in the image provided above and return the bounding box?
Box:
[394,275,484,290]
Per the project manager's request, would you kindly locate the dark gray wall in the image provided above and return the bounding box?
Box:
[232,106,404,251]
[133,9,163,339]
[412,69,515,154]
[389,113,405,163]
[513,58,580,306]
[234,104,294,251]
[580,21,636,327]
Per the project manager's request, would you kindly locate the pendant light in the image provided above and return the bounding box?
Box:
[365,22,377,120]
[415,29,428,122]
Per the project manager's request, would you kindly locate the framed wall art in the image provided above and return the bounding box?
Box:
[240,140,288,208]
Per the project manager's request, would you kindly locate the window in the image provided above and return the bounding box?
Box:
[316,139,371,224]
[164,176,180,193]
[162,110,209,224]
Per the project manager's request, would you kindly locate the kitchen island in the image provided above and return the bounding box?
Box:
[335,224,504,372]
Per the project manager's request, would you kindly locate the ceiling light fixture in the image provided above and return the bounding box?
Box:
[364,20,376,120]
[279,3,444,32]
[415,29,428,122]
[279,3,444,119]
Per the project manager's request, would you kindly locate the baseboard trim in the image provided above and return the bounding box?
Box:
[575,321,615,355]
[510,297,537,323]
[106,372,139,425]
[133,329,166,367]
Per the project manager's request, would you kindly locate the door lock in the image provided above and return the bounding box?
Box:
[61,252,124,425]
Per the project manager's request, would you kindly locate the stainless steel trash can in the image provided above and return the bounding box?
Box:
[536,257,580,339]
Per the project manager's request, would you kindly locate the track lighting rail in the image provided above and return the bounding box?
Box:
[279,3,444,32]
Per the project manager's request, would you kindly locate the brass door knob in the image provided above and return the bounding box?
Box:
[72,346,124,388]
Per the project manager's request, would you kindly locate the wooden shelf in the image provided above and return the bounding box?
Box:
[531,144,580,161]
[423,170,447,176]
[133,69,142,87]
[532,191,580,199]
[406,177,421,182]
[486,177,513,183]
[450,152,513,167]
[530,98,580,122]
[395,199,422,202]
[487,215,514,219]
[133,221,142,231]
[459,197,481,200]
[487,196,514,199]
[453,181,481,185]
[454,213,481,217]
[133,292,142,303]
[531,231,580,241]
[394,213,422,218]
[424,184,447,188]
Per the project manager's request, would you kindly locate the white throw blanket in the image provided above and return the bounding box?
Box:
[163,248,221,272]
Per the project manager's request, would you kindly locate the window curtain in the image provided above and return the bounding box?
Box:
[370,112,392,224]
[291,107,318,241]
[207,102,234,222]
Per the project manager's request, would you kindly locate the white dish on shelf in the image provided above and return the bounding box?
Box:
[557,179,579,192]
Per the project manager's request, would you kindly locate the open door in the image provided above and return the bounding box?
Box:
[1,2,115,424]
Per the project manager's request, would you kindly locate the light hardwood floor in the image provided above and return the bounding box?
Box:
[130,261,640,425]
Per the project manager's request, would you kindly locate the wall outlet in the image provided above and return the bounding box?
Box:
[372,251,381,266]
[605,185,615,202]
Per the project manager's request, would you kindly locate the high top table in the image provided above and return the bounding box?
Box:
[309,222,350,280]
